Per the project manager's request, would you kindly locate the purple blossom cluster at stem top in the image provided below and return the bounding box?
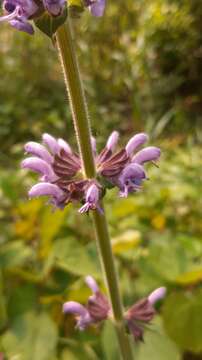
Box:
[0,0,105,34]
[63,275,166,341]
[21,131,161,214]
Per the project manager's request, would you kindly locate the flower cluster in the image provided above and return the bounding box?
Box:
[125,287,166,341]
[0,0,65,34]
[63,276,166,341]
[63,276,111,330]
[21,131,160,213]
[0,0,105,34]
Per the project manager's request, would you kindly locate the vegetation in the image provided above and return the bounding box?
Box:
[0,0,202,358]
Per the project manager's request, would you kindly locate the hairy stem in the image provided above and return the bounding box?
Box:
[56,19,134,360]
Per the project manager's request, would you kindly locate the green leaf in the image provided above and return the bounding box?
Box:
[162,290,202,353]
[175,268,202,286]
[52,238,101,278]
[101,321,120,360]
[136,317,181,360]
[39,206,69,258]
[112,230,141,254]
[2,312,58,360]
[0,241,34,269]
[35,7,67,38]
[8,284,37,319]
[0,271,7,330]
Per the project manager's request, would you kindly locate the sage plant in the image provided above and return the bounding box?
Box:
[1,0,167,358]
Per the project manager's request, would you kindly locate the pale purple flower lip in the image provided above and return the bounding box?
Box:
[42,133,60,155]
[21,157,56,181]
[85,0,106,17]
[125,133,148,156]
[24,142,53,164]
[28,182,64,201]
[106,131,119,152]
[91,136,97,155]
[85,275,99,293]
[132,147,161,164]
[42,0,65,16]
[58,138,72,154]
[148,287,166,305]
[79,183,102,214]
[63,276,110,330]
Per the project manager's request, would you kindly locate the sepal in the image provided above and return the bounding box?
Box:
[34,5,67,38]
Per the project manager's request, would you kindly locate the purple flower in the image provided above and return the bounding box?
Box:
[63,276,110,330]
[0,0,65,34]
[0,0,39,34]
[62,278,166,338]
[125,287,166,341]
[42,0,65,16]
[22,133,103,212]
[79,183,103,214]
[84,0,106,17]
[96,131,161,196]
[21,130,160,211]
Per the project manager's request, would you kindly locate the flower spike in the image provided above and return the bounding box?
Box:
[22,130,160,212]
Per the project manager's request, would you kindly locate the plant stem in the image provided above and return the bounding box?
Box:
[56,19,134,360]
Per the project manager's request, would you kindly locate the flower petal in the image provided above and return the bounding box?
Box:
[63,301,87,316]
[89,0,105,17]
[85,276,99,293]
[132,146,161,164]
[24,142,53,163]
[148,287,166,305]
[63,301,92,330]
[42,133,60,155]
[86,184,99,203]
[91,136,97,155]
[125,133,148,156]
[58,138,72,154]
[120,163,146,183]
[21,157,56,181]
[43,0,65,15]
[106,131,119,152]
[28,182,64,200]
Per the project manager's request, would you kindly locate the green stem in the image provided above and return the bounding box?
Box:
[56,19,95,178]
[56,19,134,360]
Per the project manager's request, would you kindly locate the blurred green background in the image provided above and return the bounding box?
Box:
[0,0,202,359]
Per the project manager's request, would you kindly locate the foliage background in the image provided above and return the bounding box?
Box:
[0,0,202,359]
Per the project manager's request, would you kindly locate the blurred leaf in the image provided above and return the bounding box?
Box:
[162,290,202,353]
[53,238,101,277]
[175,268,202,286]
[8,284,37,319]
[111,198,136,218]
[0,241,34,269]
[2,312,58,360]
[101,321,120,360]
[112,230,141,254]
[137,235,196,284]
[61,349,78,360]
[136,317,180,360]
[68,0,82,6]
[0,271,7,330]
[35,8,67,38]
[39,206,69,258]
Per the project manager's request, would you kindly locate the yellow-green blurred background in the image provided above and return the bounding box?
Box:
[0,0,202,359]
